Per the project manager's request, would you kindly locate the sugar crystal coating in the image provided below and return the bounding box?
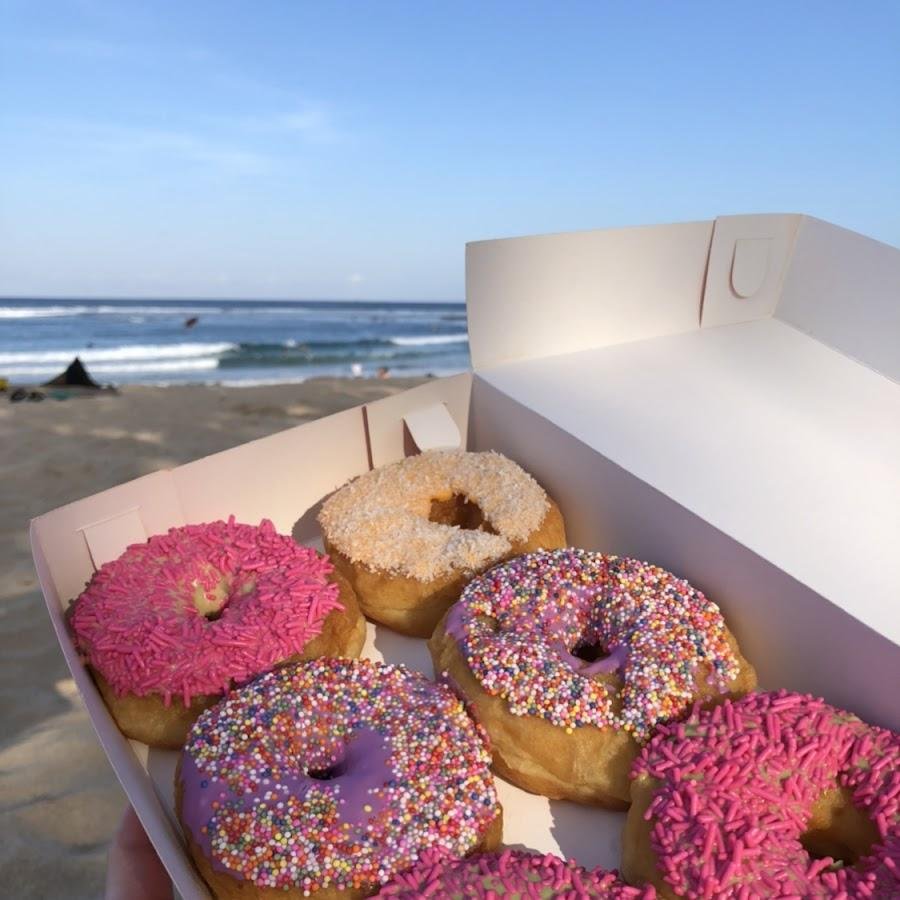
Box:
[70,517,342,705]
[451,549,741,742]
[180,658,499,893]
[634,690,900,897]
[376,847,656,897]
[318,449,549,581]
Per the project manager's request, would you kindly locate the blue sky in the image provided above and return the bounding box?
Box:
[1,1,898,300]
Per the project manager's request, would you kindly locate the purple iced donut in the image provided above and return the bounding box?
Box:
[429,548,756,805]
[176,658,502,898]
[624,690,900,898]
[376,848,656,897]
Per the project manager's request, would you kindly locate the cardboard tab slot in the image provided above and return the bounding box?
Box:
[731,237,772,298]
[402,402,462,452]
[80,507,147,569]
[701,213,801,328]
[364,374,472,468]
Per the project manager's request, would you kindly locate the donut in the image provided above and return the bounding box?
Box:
[176,658,503,899]
[429,548,756,807]
[623,690,900,898]
[376,847,655,897]
[69,517,365,749]
[318,449,566,637]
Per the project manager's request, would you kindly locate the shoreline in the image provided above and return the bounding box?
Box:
[0,376,428,898]
[3,372,450,392]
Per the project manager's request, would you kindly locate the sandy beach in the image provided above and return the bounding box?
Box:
[0,377,426,898]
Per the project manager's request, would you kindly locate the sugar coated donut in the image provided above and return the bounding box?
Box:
[429,548,756,806]
[318,449,566,638]
[177,658,502,899]
[376,847,656,897]
[624,690,900,898]
[70,517,365,748]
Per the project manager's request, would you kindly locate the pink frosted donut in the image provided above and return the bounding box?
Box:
[376,848,655,897]
[176,658,502,899]
[70,516,365,748]
[624,690,900,898]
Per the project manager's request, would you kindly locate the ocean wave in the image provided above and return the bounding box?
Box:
[2,358,220,377]
[0,304,221,319]
[0,342,236,365]
[217,376,311,388]
[94,305,223,316]
[0,305,93,319]
[388,334,469,346]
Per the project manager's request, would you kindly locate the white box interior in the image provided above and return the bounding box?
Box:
[30,213,900,897]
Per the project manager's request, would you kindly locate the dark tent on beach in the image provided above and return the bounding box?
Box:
[42,356,102,389]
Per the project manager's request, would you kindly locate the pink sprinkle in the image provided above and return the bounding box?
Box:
[632,691,900,897]
[70,518,344,703]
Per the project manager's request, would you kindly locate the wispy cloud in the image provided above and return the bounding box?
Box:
[80,124,272,175]
[2,34,212,64]
[5,33,339,145]
[223,106,340,144]
[4,118,272,175]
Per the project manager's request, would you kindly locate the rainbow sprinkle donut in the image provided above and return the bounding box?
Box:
[624,690,900,898]
[429,548,756,806]
[376,847,656,898]
[177,658,502,899]
[70,517,365,748]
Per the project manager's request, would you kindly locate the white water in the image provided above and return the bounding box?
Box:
[389,333,468,346]
[0,342,236,365]
[4,358,220,377]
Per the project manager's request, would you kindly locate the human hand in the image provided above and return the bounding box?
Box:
[105,805,172,900]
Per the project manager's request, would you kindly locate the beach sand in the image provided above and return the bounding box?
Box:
[0,377,426,898]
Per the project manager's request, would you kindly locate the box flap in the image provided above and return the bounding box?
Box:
[700,213,802,328]
[466,213,900,384]
[173,406,370,537]
[475,318,900,648]
[363,373,471,467]
[465,220,714,369]
[776,216,900,382]
[31,471,184,608]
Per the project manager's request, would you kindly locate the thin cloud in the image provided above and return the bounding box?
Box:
[277,109,333,138]
[227,106,340,144]
[86,125,271,175]
[2,34,212,64]
[10,119,272,175]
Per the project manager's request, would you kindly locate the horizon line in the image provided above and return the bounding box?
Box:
[0,295,465,305]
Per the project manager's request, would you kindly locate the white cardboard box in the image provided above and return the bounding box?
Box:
[31,213,900,897]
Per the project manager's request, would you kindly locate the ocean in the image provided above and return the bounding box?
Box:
[0,299,470,386]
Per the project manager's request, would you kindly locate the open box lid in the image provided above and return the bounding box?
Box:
[465,214,900,650]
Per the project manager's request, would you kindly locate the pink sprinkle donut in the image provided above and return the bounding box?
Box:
[376,848,656,898]
[70,517,365,748]
[624,690,900,898]
[176,658,502,898]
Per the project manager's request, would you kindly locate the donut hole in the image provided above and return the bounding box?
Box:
[799,787,879,869]
[192,581,230,621]
[572,639,611,664]
[307,762,344,781]
[429,494,497,533]
[473,614,501,633]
